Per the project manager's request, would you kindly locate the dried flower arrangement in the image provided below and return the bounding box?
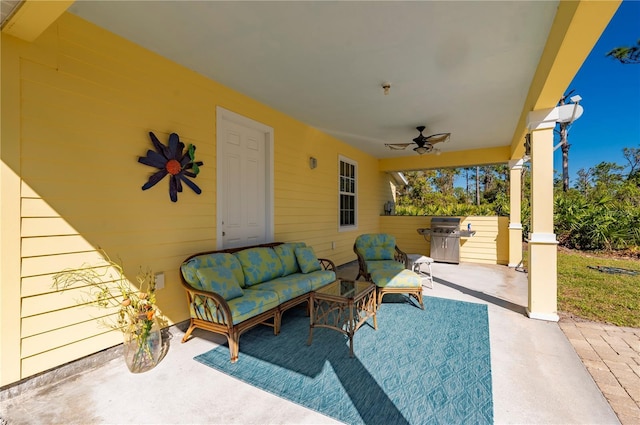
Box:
[52,250,162,372]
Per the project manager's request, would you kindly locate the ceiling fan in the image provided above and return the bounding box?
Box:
[385,126,451,155]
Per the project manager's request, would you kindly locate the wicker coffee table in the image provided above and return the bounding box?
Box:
[307,279,377,357]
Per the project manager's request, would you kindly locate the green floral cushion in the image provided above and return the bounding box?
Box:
[370,269,421,288]
[181,253,245,288]
[246,274,311,303]
[366,259,405,274]
[294,246,322,273]
[304,269,337,290]
[234,247,284,286]
[355,234,396,261]
[273,242,306,276]
[195,267,244,300]
[227,288,280,324]
[191,288,279,325]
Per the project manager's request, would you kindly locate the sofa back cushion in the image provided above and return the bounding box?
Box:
[355,233,396,261]
[274,242,306,276]
[234,247,284,286]
[195,267,244,300]
[181,253,245,288]
[294,246,322,273]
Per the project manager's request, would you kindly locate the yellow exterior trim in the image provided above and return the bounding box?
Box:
[0,34,23,385]
[509,0,622,159]
[527,125,558,319]
[379,145,510,172]
[529,128,555,234]
[508,161,524,268]
[528,240,559,321]
[1,0,74,42]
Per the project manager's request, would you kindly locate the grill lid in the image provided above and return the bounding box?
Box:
[430,217,461,228]
[417,217,461,237]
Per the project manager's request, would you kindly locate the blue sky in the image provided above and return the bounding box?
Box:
[555,0,640,184]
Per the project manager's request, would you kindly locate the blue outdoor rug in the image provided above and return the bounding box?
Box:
[194,295,493,425]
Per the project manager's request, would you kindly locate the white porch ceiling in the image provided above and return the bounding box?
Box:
[68,1,559,159]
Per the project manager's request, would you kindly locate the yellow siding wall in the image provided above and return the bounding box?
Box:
[0,14,385,384]
[380,216,509,265]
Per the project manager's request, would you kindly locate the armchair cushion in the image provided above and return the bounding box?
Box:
[234,247,284,287]
[195,267,244,301]
[370,269,421,288]
[294,246,322,273]
[355,234,396,261]
[366,259,406,274]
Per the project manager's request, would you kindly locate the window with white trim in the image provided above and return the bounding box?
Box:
[339,156,357,229]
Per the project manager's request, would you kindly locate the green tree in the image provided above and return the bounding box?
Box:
[592,162,624,189]
[575,168,593,195]
[432,169,459,197]
[606,40,640,64]
[622,146,640,180]
[394,149,639,252]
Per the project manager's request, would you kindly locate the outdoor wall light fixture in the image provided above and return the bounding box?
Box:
[309,157,318,169]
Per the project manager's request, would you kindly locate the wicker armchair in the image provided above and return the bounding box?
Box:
[353,234,423,308]
[353,234,407,281]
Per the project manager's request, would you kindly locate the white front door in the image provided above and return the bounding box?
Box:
[217,107,274,249]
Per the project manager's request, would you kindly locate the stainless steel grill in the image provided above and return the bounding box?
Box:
[417,217,461,264]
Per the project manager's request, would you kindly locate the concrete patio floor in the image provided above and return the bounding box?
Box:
[1,261,622,424]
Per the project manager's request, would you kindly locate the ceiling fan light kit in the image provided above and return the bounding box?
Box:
[385,126,451,155]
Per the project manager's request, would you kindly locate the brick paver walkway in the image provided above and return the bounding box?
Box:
[559,318,640,425]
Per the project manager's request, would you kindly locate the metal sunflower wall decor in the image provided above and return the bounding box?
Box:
[138,132,204,202]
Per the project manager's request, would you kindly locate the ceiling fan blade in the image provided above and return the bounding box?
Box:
[425,133,451,145]
[385,143,413,150]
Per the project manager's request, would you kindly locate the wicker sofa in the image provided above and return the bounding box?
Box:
[180,242,336,362]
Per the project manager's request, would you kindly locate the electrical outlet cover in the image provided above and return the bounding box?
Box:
[155,272,165,290]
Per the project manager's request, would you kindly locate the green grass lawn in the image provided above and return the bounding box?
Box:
[557,250,640,327]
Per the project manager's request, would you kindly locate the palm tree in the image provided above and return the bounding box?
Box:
[622,147,640,180]
[606,40,640,64]
[555,90,580,192]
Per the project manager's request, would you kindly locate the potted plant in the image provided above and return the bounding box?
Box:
[52,250,163,373]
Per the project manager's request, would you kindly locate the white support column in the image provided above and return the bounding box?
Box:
[526,108,560,322]
[508,159,524,268]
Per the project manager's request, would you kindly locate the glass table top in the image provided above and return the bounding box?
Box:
[315,279,372,299]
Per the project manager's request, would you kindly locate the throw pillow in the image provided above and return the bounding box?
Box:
[195,267,244,300]
[294,246,322,274]
[181,252,246,289]
[274,242,305,276]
